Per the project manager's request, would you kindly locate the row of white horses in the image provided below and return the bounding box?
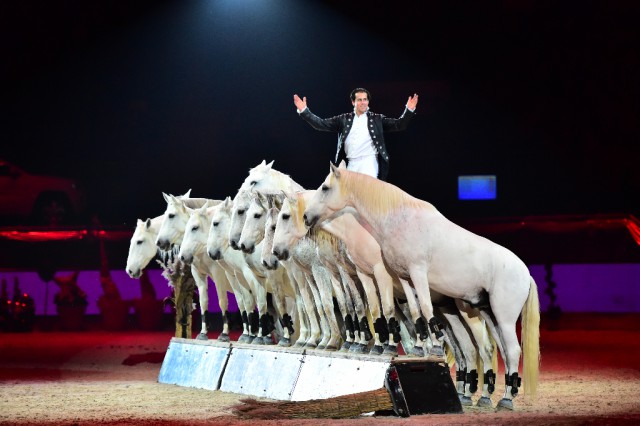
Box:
[126,160,539,410]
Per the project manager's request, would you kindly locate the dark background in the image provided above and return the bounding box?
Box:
[3,0,639,227]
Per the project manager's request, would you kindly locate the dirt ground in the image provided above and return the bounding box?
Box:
[1,319,640,425]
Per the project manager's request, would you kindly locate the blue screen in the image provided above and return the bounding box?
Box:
[458,175,497,200]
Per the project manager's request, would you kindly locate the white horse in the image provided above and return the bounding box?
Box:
[206,197,293,345]
[179,203,258,342]
[154,193,233,340]
[245,194,335,349]
[303,164,540,410]
[271,188,498,405]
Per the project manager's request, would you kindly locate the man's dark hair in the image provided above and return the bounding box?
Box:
[350,88,371,102]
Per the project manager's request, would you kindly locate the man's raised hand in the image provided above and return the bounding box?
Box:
[406,93,419,111]
[293,94,307,111]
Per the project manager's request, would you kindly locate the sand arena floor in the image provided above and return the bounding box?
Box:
[1,316,640,425]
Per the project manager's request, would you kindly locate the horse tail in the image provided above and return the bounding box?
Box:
[521,276,541,398]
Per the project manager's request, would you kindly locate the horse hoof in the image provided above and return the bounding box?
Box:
[383,345,398,356]
[250,336,265,345]
[369,345,384,355]
[262,336,275,345]
[324,344,339,351]
[459,395,473,406]
[476,396,493,408]
[410,347,425,357]
[196,333,208,341]
[340,341,352,351]
[304,342,317,349]
[278,338,291,347]
[217,333,230,342]
[497,398,514,411]
[428,346,445,357]
[293,341,306,348]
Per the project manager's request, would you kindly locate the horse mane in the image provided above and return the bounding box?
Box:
[336,169,428,216]
[270,169,305,192]
[293,192,340,253]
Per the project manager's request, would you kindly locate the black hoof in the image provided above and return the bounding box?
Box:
[217,333,230,342]
[459,395,473,406]
[237,334,251,343]
[350,343,367,354]
[369,345,384,355]
[428,345,445,357]
[304,342,318,349]
[196,333,208,341]
[410,346,425,357]
[340,341,352,351]
[251,336,265,345]
[278,337,291,347]
[476,396,493,408]
[383,345,399,356]
[497,398,514,411]
[262,336,275,345]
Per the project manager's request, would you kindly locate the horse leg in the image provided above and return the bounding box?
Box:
[210,264,231,342]
[409,266,444,357]
[438,305,479,407]
[356,270,385,355]
[372,263,401,356]
[268,271,294,346]
[398,278,428,356]
[456,300,497,407]
[311,264,342,350]
[191,266,210,341]
[303,272,327,348]
[293,268,321,347]
[338,267,370,353]
[232,271,258,343]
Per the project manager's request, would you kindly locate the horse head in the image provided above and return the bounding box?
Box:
[127,217,161,278]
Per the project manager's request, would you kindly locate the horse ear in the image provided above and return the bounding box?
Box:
[259,159,266,166]
[223,196,232,210]
[162,192,170,203]
[181,189,192,199]
[266,160,274,169]
[330,162,341,179]
[145,218,152,229]
[338,160,347,169]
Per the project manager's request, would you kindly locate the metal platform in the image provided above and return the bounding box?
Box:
[158,337,462,415]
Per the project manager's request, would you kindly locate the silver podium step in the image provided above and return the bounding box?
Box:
[158,337,462,415]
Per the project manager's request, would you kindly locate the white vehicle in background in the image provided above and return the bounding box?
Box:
[0,159,85,225]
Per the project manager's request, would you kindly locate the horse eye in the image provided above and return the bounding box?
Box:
[254,213,262,219]
[192,225,199,232]
[250,181,257,186]
[270,225,276,231]
[136,240,143,245]
[168,213,175,219]
[238,210,245,215]
[282,214,290,220]
[213,222,219,227]
[321,185,329,192]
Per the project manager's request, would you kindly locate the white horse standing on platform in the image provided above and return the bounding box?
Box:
[303,164,539,410]
[154,193,234,340]
[178,203,258,342]
[271,188,498,405]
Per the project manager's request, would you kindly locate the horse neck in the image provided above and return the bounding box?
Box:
[268,169,305,192]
